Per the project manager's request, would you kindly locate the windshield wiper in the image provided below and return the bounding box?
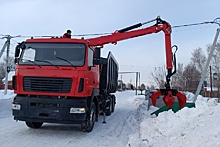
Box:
[35,59,59,68]
[21,59,41,68]
[55,56,77,69]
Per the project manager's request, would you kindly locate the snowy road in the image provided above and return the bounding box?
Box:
[2,90,220,147]
[0,91,146,147]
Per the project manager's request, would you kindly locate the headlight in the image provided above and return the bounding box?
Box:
[12,103,21,110]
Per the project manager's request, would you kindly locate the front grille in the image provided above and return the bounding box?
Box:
[23,77,72,93]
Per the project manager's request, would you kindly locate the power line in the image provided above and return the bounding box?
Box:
[173,22,209,28]
[0,18,218,58]
[120,64,163,68]
[172,18,220,29]
[11,38,19,44]
[0,18,219,38]
[72,33,111,37]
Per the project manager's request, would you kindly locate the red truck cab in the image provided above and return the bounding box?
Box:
[12,37,118,132]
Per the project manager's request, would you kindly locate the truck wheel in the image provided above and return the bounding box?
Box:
[25,121,43,129]
[106,97,112,116]
[83,102,96,132]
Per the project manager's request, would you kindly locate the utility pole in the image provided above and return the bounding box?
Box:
[0,35,17,95]
[5,36,11,95]
[194,18,220,102]
[118,71,140,95]
[194,28,220,102]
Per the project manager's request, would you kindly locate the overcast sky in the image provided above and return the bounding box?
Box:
[0,0,220,86]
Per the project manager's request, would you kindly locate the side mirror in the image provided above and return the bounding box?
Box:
[14,58,18,64]
[14,45,20,58]
[94,47,100,59]
[14,42,25,64]
[20,42,26,49]
[93,47,101,65]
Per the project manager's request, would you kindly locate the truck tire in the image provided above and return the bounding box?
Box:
[25,121,43,129]
[82,102,96,132]
[106,97,112,116]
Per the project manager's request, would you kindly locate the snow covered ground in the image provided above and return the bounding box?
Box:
[0,90,220,147]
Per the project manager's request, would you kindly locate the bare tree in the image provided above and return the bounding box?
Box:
[171,63,185,90]
[140,83,146,90]
[137,83,146,94]
[173,47,206,92]
[206,42,220,75]
[0,56,15,80]
[151,66,166,89]
[207,42,220,96]
[149,85,155,90]
[0,62,5,80]
[190,47,206,74]
[183,63,200,92]
[151,47,206,91]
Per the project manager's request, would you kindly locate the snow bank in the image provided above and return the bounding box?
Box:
[127,92,220,147]
[0,90,16,99]
[184,91,195,101]
[0,90,16,118]
[1,90,220,147]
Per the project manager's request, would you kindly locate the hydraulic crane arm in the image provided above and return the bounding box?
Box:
[88,17,186,108]
[88,17,172,70]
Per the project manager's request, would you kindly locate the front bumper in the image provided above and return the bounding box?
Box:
[12,95,87,124]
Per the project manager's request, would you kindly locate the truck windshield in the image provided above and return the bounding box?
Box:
[19,43,86,66]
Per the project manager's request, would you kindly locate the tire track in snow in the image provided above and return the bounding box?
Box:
[0,91,146,147]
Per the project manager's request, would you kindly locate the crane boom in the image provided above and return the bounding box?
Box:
[88,17,186,109]
[88,17,172,70]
